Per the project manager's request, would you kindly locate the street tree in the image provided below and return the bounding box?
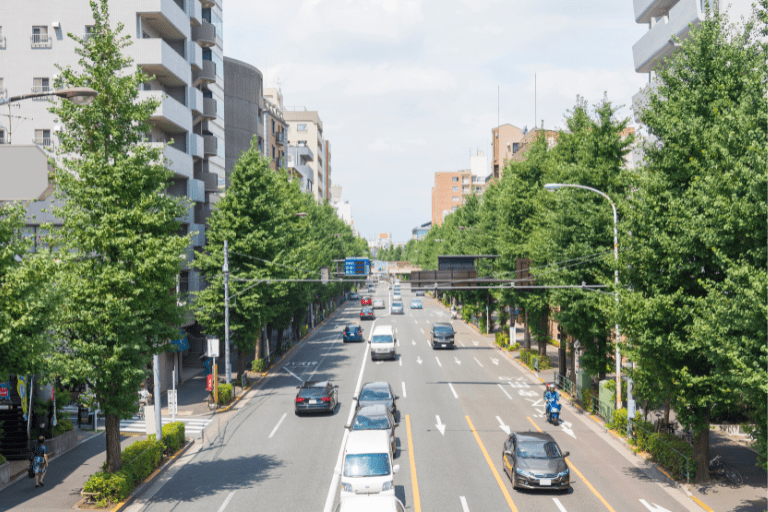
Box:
[49,0,189,472]
[621,4,767,479]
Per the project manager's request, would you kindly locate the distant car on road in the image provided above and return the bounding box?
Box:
[390,301,404,315]
[373,298,385,309]
[356,381,398,415]
[392,292,402,301]
[369,326,396,361]
[410,299,422,309]
[414,290,425,297]
[295,381,338,416]
[349,292,359,300]
[503,431,570,491]
[361,296,372,306]
[347,404,398,456]
[343,324,364,342]
[361,307,375,320]
[430,322,455,349]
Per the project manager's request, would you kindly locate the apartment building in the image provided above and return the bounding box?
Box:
[224,56,263,187]
[412,222,431,240]
[509,126,559,163]
[325,140,332,201]
[491,124,525,179]
[431,152,490,226]
[0,0,226,387]
[263,87,287,171]
[284,108,327,202]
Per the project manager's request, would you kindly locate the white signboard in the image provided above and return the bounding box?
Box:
[144,404,156,435]
[207,337,220,358]
[168,390,178,415]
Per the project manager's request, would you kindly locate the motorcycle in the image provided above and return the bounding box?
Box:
[451,309,457,319]
[547,396,561,425]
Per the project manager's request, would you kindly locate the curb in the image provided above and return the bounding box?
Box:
[107,438,195,512]
[498,345,716,512]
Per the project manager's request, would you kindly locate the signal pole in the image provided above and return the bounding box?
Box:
[224,240,231,384]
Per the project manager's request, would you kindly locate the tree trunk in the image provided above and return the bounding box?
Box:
[537,309,548,357]
[277,329,284,354]
[663,399,671,432]
[104,413,122,473]
[568,338,576,381]
[693,421,711,483]
[597,337,606,380]
[524,310,531,350]
[237,352,245,382]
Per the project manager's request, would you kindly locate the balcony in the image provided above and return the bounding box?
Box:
[155,142,193,178]
[132,38,191,87]
[189,133,204,159]
[33,137,52,147]
[634,0,679,23]
[203,134,217,156]
[275,132,286,146]
[135,0,190,41]
[139,90,191,133]
[200,0,215,7]
[187,0,203,27]
[191,22,216,48]
[189,224,205,247]
[30,34,52,48]
[31,86,52,101]
[188,86,203,116]
[199,171,218,192]
[192,60,216,86]
[633,0,702,73]
[187,178,205,202]
[187,40,202,71]
[194,203,214,225]
[202,97,217,119]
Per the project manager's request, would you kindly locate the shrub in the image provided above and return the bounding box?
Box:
[0,453,6,465]
[581,388,596,413]
[155,422,185,453]
[301,325,309,337]
[217,383,234,405]
[86,438,164,503]
[509,342,520,351]
[252,358,267,373]
[613,408,628,436]
[495,332,510,348]
[82,471,132,505]
[53,418,74,438]
[647,432,695,480]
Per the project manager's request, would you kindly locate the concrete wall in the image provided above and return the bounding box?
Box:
[224,56,262,187]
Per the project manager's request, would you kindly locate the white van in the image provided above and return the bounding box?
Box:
[369,325,396,361]
[339,430,399,499]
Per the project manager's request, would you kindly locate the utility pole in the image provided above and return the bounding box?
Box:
[153,353,162,442]
[224,240,231,384]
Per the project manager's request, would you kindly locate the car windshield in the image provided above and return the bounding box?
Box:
[352,415,390,430]
[518,441,562,459]
[299,388,327,398]
[343,453,390,477]
[411,300,421,305]
[372,335,393,344]
[360,388,391,400]
[434,325,454,334]
[392,302,403,307]
[347,327,360,333]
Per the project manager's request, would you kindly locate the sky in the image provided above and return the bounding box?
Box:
[225,0,650,242]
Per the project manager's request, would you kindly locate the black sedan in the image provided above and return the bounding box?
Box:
[360,307,375,320]
[295,381,338,415]
[346,404,399,456]
[503,432,570,491]
[431,322,455,349]
[356,382,398,416]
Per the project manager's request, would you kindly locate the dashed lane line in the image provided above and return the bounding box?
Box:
[448,383,458,399]
[465,416,519,512]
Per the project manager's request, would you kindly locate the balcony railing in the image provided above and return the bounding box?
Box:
[191,21,216,48]
[276,132,286,145]
[0,35,6,49]
[202,97,216,119]
[31,86,52,100]
[33,137,52,147]
[31,34,52,48]
[192,60,216,86]
[203,134,217,156]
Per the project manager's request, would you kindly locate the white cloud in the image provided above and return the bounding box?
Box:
[368,138,405,153]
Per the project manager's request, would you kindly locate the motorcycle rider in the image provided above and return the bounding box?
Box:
[544,384,559,420]
[450,304,457,319]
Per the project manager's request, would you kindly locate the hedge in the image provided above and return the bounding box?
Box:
[252,358,267,372]
[217,383,233,405]
[519,348,552,370]
[53,418,74,438]
[150,421,185,454]
[0,453,6,465]
[581,388,596,413]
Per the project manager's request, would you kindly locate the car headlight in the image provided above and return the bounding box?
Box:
[341,483,353,492]
[381,480,393,491]
[515,467,533,477]
[557,468,569,478]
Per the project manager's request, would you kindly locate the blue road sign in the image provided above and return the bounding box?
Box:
[345,257,370,276]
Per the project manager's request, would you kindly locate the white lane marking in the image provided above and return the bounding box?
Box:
[420,328,424,333]
[306,334,341,381]
[460,496,470,512]
[474,357,483,367]
[496,416,511,435]
[454,356,461,365]
[284,367,303,382]
[399,358,402,367]
[323,342,370,512]
[457,340,465,347]
[402,382,407,398]
[216,491,236,512]
[435,415,446,435]
[639,500,672,512]
[396,339,400,346]
[435,356,442,367]
[497,384,513,400]
[553,498,568,512]
[412,340,416,345]
[448,383,458,399]
[268,413,287,438]
[473,341,479,346]
[491,358,499,365]
[416,357,423,365]
[561,421,576,439]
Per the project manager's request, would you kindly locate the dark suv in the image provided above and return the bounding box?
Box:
[431,322,455,349]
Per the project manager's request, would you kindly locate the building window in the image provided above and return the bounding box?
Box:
[31,26,50,47]
[452,206,458,211]
[452,186,458,192]
[84,25,96,41]
[0,129,5,144]
[298,140,307,147]
[32,77,51,100]
[271,119,275,134]
[463,187,469,193]
[452,196,459,202]
[297,124,307,132]
[34,129,51,147]
[452,177,459,182]
[512,142,519,153]
[272,145,275,159]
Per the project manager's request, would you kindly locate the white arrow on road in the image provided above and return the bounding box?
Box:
[454,357,461,365]
[416,356,423,365]
[491,358,499,365]
[412,340,416,345]
[560,421,576,439]
[639,499,672,512]
[497,416,511,435]
[435,415,446,435]
[474,357,483,367]
[473,341,479,346]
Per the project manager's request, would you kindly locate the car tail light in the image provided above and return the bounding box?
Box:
[295,397,305,403]
[321,397,332,402]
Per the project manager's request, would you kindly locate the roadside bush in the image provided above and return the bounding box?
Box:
[154,422,185,453]
[217,383,233,405]
[581,388,596,412]
[0,453,6,465]
[647,432,695,480]
[301,325,308,337]
[85,437,164,504]
[612,408,628,435]
[82,470,132,506]
[495,332,510,348]
[631,418,655,452]
[252,358,267,373]
[509,343,520,351]
[53,418,74,437]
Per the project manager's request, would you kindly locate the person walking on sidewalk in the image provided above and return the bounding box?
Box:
[32,436,48,488]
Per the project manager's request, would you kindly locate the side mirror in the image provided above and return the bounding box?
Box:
[562,451,570,458]
[394,395,399,400]
[504,450,513,457]
[392,464,400,474]
[394,423,400,427]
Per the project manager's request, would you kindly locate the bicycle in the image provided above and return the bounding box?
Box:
[207,391,218,411]
[709,455,743,486]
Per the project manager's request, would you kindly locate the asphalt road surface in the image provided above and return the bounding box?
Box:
[125,282,700,512]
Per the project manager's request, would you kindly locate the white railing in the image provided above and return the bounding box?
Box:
[31,34,52,47]
[0,35,6,49]
[33,137,52,147]
[31,86,53,101]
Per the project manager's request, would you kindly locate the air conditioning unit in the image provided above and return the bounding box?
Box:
[52,21,60,29]
[53,125,62,133]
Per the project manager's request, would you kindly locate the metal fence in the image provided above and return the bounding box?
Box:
[628,418,693,483]
[554,373,575,397]
[592,396,615,423]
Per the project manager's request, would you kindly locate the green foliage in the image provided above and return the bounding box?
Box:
[0,453,6,466]
[495,332,509,347]
[47,0,189,472]
[86,437,164,503]
[53,419,74,438]
[150,421,185,453]
[581,388,596,413]
[82,471,132,505]
[612,408,628,434]
[217,383,233,405]
[519,348,552,371]
[252,358,267,373]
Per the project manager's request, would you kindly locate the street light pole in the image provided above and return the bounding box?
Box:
[224,240,231,385]
[544,183,622,411]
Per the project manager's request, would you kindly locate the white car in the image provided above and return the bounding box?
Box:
[369,325,396,361]
[334,496,406,512]
[392,292,401,301]
[339,430,399,499]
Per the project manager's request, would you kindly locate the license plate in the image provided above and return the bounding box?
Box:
[309,399,318,405]
[539,479,552,486]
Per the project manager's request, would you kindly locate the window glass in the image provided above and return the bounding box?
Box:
[211,11,223,39]
[343,453,390,477]
[452,197,459,202]
[352,415,390,430]
[211,52,223,77]
[297,124,307,132]
[360,387,391,400]
[517,441,562,459]
[452,186,458,191]
[452,177,459,182]
[298,388,327,398]
[434,325,453,334]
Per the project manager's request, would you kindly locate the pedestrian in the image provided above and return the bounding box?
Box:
[32,435,48,487]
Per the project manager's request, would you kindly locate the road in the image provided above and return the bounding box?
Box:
[125,282,699,512]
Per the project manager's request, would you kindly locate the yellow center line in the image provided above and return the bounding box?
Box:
[526,416,617,512]
[466,415,519,512]
[405,415,421,512]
